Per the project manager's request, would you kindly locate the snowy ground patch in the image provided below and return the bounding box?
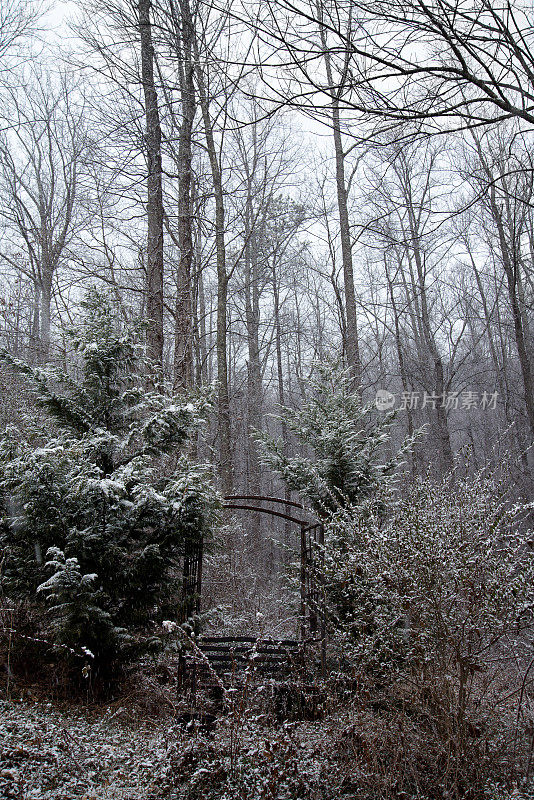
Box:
[0,699,174,799]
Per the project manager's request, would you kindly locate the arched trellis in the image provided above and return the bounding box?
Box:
[180,495,325,639]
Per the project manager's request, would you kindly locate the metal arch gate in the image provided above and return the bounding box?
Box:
[180,495,325,640]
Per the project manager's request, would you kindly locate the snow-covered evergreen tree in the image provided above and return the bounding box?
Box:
[0,291,218,680]
[255,363,414,518]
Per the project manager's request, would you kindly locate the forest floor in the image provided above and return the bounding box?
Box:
[0,693,334,800]
[0,686,527,800]
[0,697,175,799]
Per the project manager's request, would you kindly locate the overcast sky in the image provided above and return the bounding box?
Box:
[42,1,78,43]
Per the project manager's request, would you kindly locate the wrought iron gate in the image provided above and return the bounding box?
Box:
[179,495,325,640]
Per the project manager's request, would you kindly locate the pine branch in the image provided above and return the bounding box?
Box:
[0,350,93,434]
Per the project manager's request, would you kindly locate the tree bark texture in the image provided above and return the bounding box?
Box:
[193,36,233,492]
[139,0,164,376]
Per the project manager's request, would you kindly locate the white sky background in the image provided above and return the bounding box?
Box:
[36,0,334,186]
[3,0,502,374]
[26,1,340,309]
[41,1,77,36]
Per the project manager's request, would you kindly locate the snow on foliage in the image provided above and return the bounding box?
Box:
[257,361,534,762]
[255,362,421,517]
[0,290,219,682]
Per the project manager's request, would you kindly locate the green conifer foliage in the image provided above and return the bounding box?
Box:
[0,291,218,682]
[254,363,414,517]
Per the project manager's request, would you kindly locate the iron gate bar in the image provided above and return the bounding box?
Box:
[224,494,305,510]
[222,502,308,527]
[201,636,299,645]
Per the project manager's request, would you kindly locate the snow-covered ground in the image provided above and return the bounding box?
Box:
[0,694,339,800]
[1,695,527,800]
[0,699,173,799]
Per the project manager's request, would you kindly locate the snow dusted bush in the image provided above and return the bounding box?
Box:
[316,472,534,794]
[0,290,219,685]
[327,470,534,681]
[162,717,323,800]
[257,363,534,684]
[323,470,534,681]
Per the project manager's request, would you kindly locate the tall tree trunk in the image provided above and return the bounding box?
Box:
[319,16,361,388]
[173,0,195,391]
[272,258,292,548]
[193,39,233,492]
[385,259,416,478]
[39,271,52,364]
[243,190,263,557]
[488,187,534,439]
[139,0,164,377]
[469,249,509,413]
[30,285,40,364]
[406,204,453,474]
[196,218,209,385]
[244,194,263,498]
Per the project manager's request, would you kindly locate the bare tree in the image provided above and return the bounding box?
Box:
[252,0,534,140]
[168,0,196,391]
[316,1,361,386]
[363,141,455,473]
[0,0,41,70]
[186,2,256,492]
[74,0,170,378]
[0,71,88,363]
[231,110,299,498]
[464,128,534,440]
